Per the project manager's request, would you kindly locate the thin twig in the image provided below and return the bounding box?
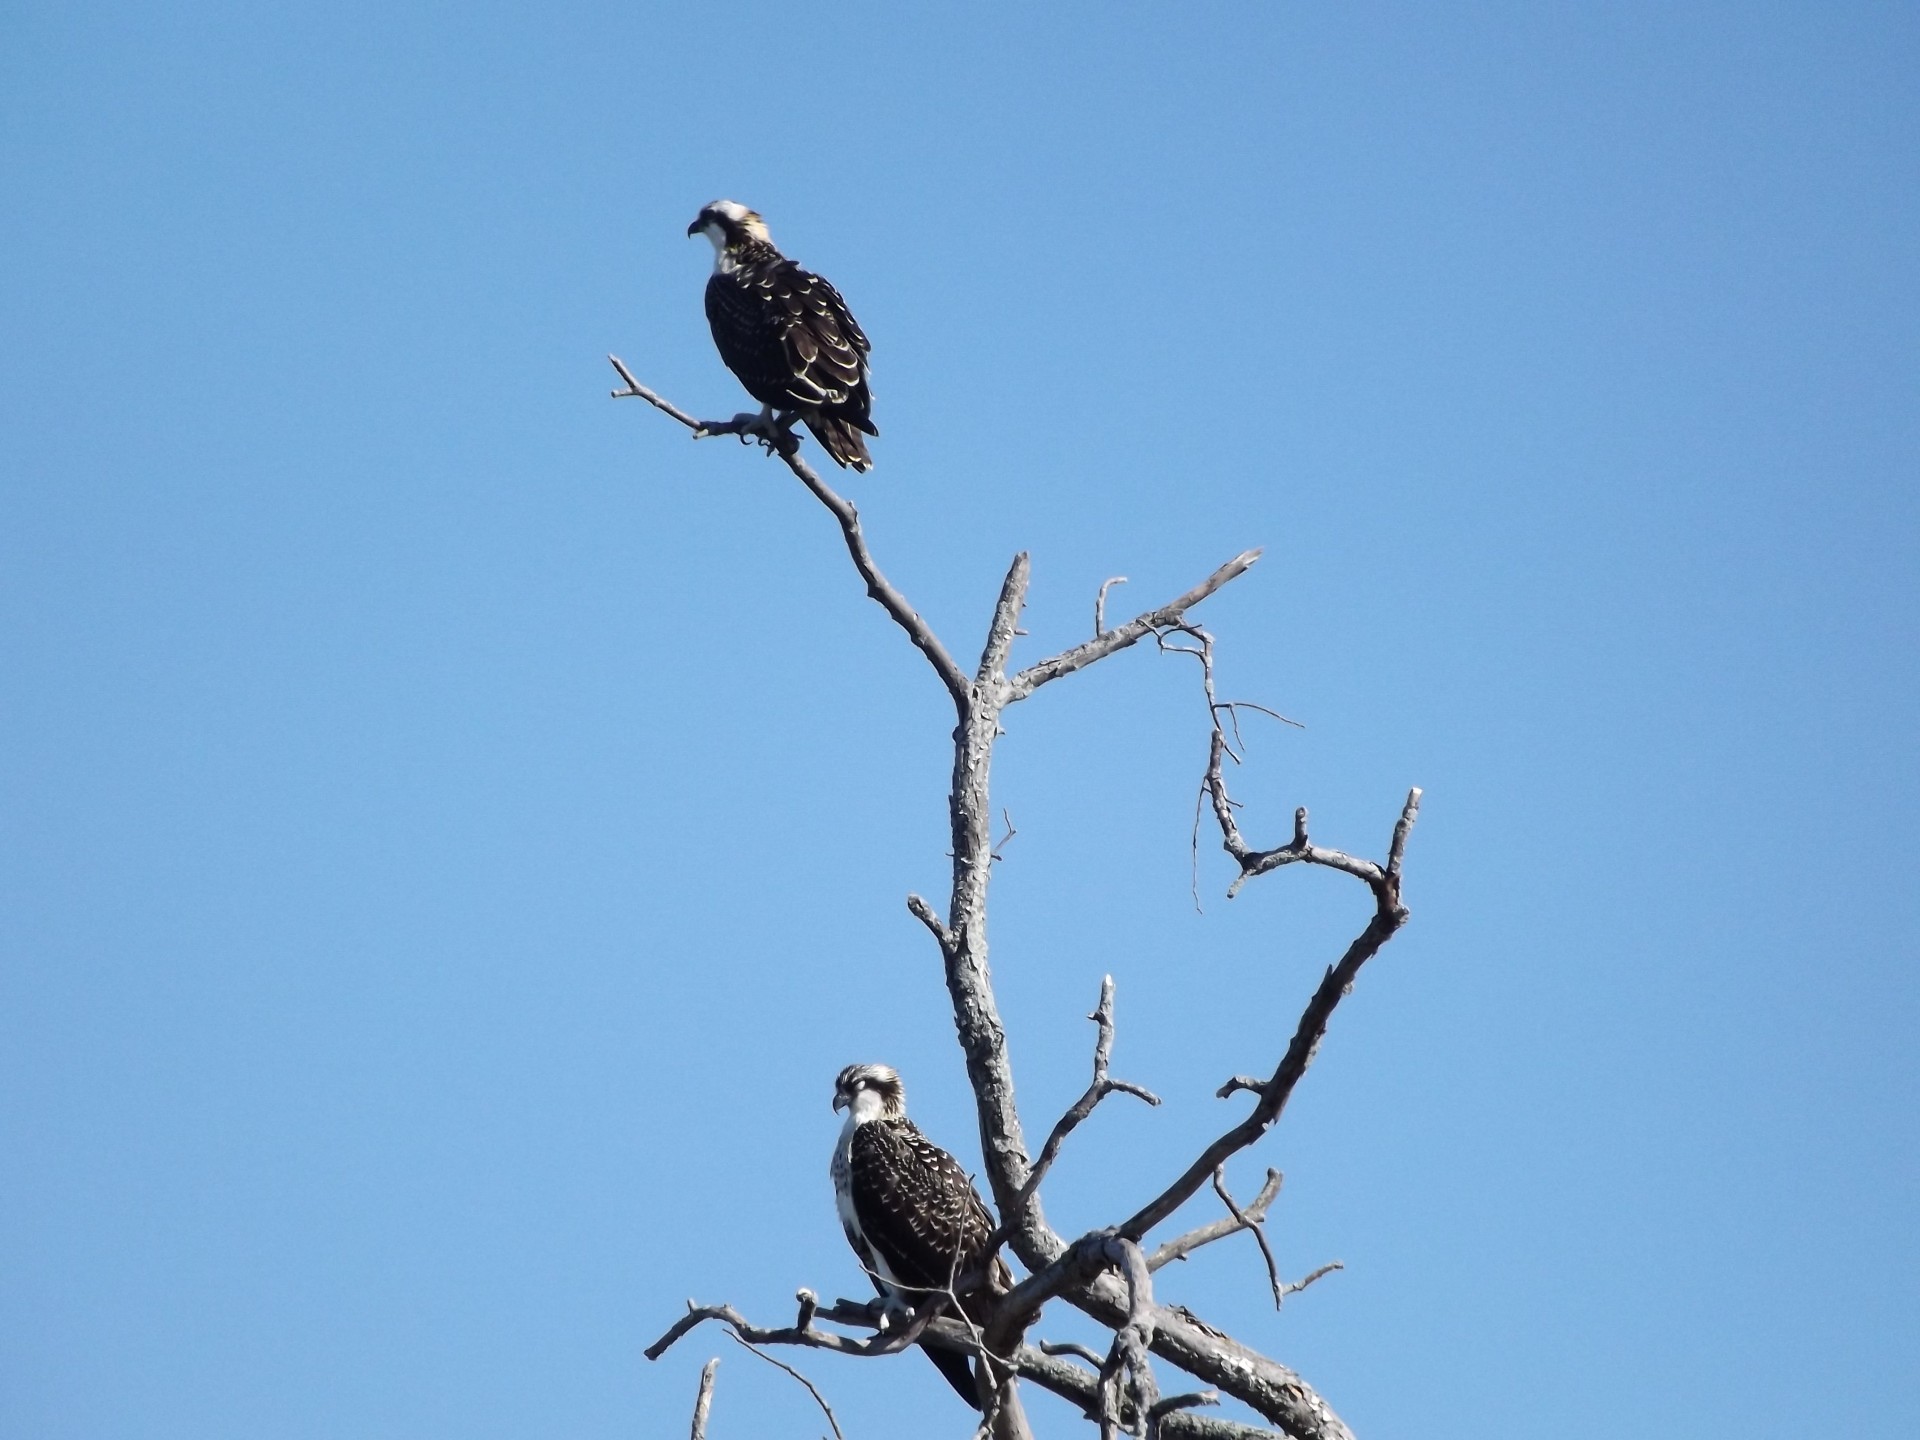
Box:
[609,353,799,456]
[729,1333,845,1440]
[607,355,704,428]
[992,808,1018,863]
[1095,576,1129,637]
[1007,550,1261,702]
[1039,1340,1107,1368]
[1190,779,1210,914]
[1211,1168,1283,1309]
[1217,700,1304,730]
[787,454,972,710]
[1283,1262,1344,1299]
[1146,1170,1283,1272]
[999,977,1160,1247]
[906,893,953,953]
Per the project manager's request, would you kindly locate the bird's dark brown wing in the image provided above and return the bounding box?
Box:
[704,257,875,433]
[847,1119,1002,1299]
[704,269,793,411]
[778,266,874,431]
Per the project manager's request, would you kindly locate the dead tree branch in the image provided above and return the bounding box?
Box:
[689,1357,719,1440]
[784,446,972,710]
[1000,976,1160,1245]
[1070,1284,1357,1440]
[1204,725,1418,903]
[648,1292,1285,1440]
[609,356,970,708]
[648,1299,874,1364]
[1149,1392,1223,1440]
[1283,1264,1345,1300]
[1094,576,1129,637]
[1210,1169,1284,1309]
[1041,1340,1108,1368]
[1112,725,1422,1244]
[1148,1169,1284,1272]
[985,1232,1330,1438]
[1022,1337,1277,1440]
[1006,551,1261,704]
[607,355,708,431]
[729,1334,845,1440]
[1097,1236,1161,1440]
[1115,840,1418,1242]
[992,808,1018,863]
[942,550,1052,1251]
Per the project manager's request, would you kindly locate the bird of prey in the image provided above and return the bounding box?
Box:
[831,1063,1012,1407]
[688,200,878,471]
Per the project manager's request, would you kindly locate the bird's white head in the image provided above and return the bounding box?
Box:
[832,1062,906,1124]
[687,199,771,256]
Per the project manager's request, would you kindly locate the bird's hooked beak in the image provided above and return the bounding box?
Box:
[686,218,703,237]
[831,1090,849,1113]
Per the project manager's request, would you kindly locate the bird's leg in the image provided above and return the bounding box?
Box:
[735,404,777,439]
[761,408,801,459]
[691,405,772,440]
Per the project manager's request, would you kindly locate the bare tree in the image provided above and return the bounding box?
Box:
[617,358,1421,1440]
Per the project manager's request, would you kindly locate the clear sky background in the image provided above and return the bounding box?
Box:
[3,4,1916,1437]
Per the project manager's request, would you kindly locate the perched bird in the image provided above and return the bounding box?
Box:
[688,200,878,471]
[831,1063,1012,1407]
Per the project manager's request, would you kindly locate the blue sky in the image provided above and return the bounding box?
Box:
[3,3,1915,1437]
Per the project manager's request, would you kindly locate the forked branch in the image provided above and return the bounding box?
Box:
[1118,797,1418,1240]
[1113,714,1422,1241]
[1148,1169,1284,1272]
[1210,1169,1285,1308]
[647,1290,1286,1440]
[1007,551,1262,703]
[1001,976,1160,1244]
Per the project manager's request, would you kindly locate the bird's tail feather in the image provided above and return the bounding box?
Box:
[804,412,875,472]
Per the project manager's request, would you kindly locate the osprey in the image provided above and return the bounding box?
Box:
[831,1063,1012,1407]
[688,200,878,472]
